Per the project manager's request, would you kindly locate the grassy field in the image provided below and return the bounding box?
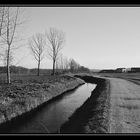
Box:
[0,73,85,125]
[98,72,140,78]
[0,73,63,84]
[97,72,140,85]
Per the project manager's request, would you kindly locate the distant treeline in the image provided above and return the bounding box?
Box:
[0,65,90,75]
[99,67,140,73]
[0,66,52,75]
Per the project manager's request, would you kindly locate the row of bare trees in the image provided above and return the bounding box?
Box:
[0,7,90,84]
[28,28,65,76]
[0,7,65,83]
[28,29,90,76]
[56,56,79,73]
[56,55,90,74]
[28,33,45,76]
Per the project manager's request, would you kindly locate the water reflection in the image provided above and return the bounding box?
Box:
[0,83,96,133]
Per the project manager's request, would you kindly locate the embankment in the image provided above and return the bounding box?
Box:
[0,75,85,126]
[60,75,110,133]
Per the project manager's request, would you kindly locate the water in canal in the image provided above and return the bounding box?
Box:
[0,83,96,133]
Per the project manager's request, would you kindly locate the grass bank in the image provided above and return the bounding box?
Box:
[0,75,85,126]
[60,75,110,133]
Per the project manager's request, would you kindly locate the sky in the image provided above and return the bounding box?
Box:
[6,7,140,70]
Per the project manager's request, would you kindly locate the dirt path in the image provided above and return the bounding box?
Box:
[108,77,140,133]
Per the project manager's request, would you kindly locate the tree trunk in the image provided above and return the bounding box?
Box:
[37,60,40,76]
[52,60,55,75]
[7,64,10,84]
[7,47,10,84]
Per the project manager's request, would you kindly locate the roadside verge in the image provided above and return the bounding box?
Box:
[60,75,110,133]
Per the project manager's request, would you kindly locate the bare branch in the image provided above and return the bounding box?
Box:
[45,27,65,75]
[0,7,27,84]
[28,33,45,76]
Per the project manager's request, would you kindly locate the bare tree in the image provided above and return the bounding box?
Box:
[58,54,64,70]
[0,7,5,36]
[55,53,64,74]
[3,49,14,67]
[0,7,7,63]
[56,54,69,74]
[69,58,80,73]
[45,27,65,75]
[28,33,45,76]
[63,56,69,71]
[0,7,24,84]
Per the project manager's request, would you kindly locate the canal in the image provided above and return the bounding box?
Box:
[0,83,96,134]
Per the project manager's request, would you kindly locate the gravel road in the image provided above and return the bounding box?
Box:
[108,77,140,133]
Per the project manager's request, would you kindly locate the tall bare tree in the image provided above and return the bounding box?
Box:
[45,28,65,75]
[0,7,24,84]
[56,54,69,73]
[3,49,14,67]
[0,7,5,36]
[69,58,80,72]
[28,33,45,76]
[63,56,69,71]
[0,7,7,62]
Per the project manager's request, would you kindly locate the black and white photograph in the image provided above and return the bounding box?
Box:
[0,3,140,135]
